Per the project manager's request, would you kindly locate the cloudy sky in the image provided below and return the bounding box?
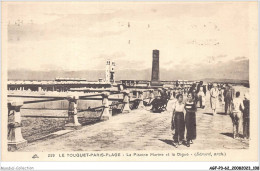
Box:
[5,2,257,80]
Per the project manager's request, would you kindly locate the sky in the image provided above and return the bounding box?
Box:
[5,2,257,80]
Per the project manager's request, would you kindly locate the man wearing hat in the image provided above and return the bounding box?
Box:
[210,83,219,115]
[224,84,235,115]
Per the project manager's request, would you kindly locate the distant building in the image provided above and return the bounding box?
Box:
[121,80,149,87]
[7,79,111,92]
[105,60,115,84]
[55,78,86,82]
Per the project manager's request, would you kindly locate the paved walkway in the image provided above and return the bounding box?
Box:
[19,93,249,151]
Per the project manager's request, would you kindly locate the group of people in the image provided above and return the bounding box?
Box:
[171,93,197,148]
[209,83,250,139]
[170,82,250,148]
[149,88,171,113]
[170,83,205,148]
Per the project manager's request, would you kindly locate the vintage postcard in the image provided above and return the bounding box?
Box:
[1,1,259,162]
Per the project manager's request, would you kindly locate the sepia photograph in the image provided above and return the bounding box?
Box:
[1,1,259,163]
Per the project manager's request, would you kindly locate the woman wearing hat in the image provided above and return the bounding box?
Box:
[210,83,219,115]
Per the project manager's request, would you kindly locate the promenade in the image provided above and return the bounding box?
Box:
[18,92,249,151]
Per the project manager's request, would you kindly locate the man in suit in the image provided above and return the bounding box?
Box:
[224,84,235,115]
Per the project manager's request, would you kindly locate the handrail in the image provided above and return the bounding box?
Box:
[23,98,65,104]
[7,88,155,151]
[8,95,67,99]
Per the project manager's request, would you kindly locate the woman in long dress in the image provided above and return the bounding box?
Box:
[197,87,206,109]
[184,92,197,147]
[210,83,219,115]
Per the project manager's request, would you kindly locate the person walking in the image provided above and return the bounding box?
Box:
[197,87,206,108]
[243,93,250,139]
[210,83,219,115]
[203,85,207,96]
[220,86,225,111]
[192,89,199,105]
[184,92,197,147]
[224,84,235,115]
[231,91,244,139]
[171,94,185,147]
[172,90,176,99]
[208,83,212,91]
[196,81,203,94]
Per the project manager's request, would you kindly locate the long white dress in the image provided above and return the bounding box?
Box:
[210,88,219,110]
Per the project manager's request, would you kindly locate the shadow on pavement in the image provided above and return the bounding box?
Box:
[159,139,175,147]
[217,112,228,115]
[221,132,244,139]
[203,112,213,116]
[221,132,234,138]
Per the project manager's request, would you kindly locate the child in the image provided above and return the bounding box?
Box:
[171,94,185,147]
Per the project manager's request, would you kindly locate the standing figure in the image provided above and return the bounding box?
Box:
[231,91,244,139]
[172,90,176,99]
[210,83,219,115]
[208,83,212,91]
[183,88,187,95]
[243,93,250,139]
[161,88,169,109]
[196,81,203,94]
[224,84,235,115]
[158,88,163,97]
[148,90,154,105]
[185,92,197,147]
[171,94,185,147]
[167,89,171,99]
[150,96,160,112]
[197,87,206,108]
[192,89,199,105]
[175,89,179,96]
[220,86,225,109]
[203,85,207,96]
